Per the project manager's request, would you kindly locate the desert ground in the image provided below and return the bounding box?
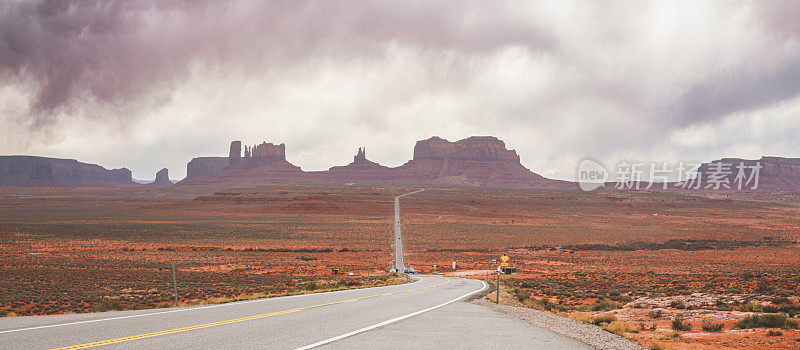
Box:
[1,185,799,349]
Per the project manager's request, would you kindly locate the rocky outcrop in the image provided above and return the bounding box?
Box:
[147,168,173,187]
[183,157,229,182]
[0,156,134,187]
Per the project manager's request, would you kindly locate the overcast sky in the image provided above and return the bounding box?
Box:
[2,1,800,180]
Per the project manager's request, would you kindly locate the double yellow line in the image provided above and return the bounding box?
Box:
[53,279,450,350]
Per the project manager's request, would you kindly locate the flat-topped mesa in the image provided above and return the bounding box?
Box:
[698,157,800,176]
[757,156,800,177]
[0,156,134,187]
[413,136,521,162]
[693,156,800,190]
[244,142,287,165]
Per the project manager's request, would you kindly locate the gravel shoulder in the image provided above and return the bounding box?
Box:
[473,298,646,350]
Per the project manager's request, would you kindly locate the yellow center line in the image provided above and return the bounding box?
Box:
[52,278,451,350]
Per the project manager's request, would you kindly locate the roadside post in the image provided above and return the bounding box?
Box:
[495,271,500,303]
[172,264,179,307]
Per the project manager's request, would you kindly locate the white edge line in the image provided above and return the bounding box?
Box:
[0,277,424,334]
[294,279,488,350]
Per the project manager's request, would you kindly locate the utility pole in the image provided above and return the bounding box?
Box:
[496,272,500,304]
[172,264,179,307]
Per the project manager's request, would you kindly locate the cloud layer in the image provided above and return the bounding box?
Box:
[1,0,799,180]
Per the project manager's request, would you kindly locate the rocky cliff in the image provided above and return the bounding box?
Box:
[0,156,134,187]
[696,156,800,190]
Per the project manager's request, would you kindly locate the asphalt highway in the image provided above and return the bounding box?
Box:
[393,188,425,271]
[0,276,589,349]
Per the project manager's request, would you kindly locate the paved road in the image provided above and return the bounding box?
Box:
[393,189,425,272]
[0,276,589,349]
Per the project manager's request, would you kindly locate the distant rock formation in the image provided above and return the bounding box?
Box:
[0,156,134,187]
[147,168,173,187]
[179,136,566,189]
[695,156,800,190]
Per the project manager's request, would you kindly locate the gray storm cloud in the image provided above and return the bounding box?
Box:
[1,0,800,180]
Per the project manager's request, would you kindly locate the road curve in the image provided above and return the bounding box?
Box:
[0,276,589,349]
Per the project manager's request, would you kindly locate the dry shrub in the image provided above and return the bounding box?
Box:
[602,320,632,336]
[650,340,667,350]
[767,329,783,336]
[592,313,618,325]
[701,320,724,332]
[671,317,693,331]
[568,312,593,324]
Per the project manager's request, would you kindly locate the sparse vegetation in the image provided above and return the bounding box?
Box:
[2,185,800,349]
[650,340,666,350]
[523,297,564,312]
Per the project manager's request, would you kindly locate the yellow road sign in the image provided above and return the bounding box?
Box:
[501,254,509,262]
[500,262,509,267]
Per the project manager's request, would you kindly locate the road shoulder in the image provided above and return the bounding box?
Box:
[473,298,646,350]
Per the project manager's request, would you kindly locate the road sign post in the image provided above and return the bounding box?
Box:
[172,264,179,307]
[496,271,500,304]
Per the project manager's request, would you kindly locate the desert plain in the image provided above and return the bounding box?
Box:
[1,184,799,349]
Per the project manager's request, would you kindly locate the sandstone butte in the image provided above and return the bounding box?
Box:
[147,168,173,187]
